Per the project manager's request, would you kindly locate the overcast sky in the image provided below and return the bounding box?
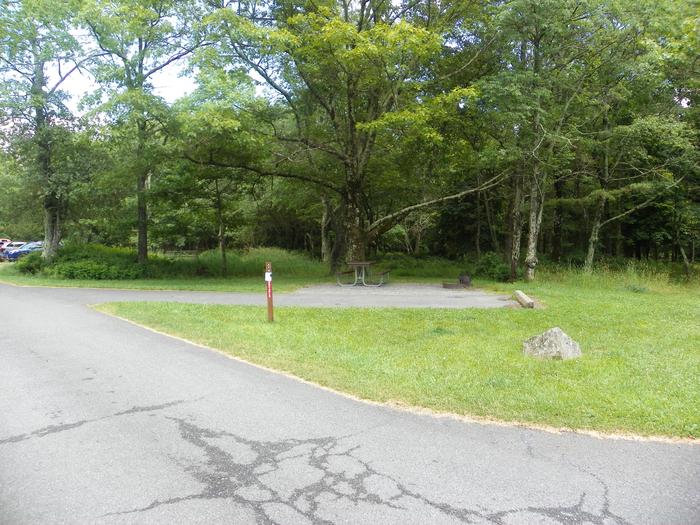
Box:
[59,61,198,114]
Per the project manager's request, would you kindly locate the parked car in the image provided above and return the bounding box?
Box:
[0,241,26,260]
[0,239,13,252]
[4,241,42,261]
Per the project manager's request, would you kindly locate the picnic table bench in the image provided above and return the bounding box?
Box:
[336,261,389,287]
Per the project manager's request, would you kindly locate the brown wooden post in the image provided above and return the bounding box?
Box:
[265,261,273,322]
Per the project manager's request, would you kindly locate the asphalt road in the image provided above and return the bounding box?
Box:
[1,283,698,524]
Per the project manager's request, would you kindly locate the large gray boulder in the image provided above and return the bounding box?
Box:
[523,327,581,360]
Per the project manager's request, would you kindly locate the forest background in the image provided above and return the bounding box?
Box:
[1,0,698,281]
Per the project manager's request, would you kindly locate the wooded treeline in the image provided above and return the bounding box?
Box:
[1,0,698,279]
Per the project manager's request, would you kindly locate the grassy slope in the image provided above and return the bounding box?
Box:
[97,273,700,438]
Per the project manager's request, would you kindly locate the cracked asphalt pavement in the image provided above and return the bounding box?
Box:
[1,283,698,524]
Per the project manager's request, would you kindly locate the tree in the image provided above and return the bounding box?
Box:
[0,150,43,239]
[201,0,502,264]
[0,0,96,258]
[81,0,205,263]
[580,117,694,271]
[172,67,266,266]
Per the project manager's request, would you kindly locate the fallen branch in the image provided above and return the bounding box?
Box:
[367,171,506,237]
[514,290,535,309]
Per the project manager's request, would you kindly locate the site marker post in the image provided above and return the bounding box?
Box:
[265,261,273,322]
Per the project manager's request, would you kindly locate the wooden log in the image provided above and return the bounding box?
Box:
[514,290,535,308]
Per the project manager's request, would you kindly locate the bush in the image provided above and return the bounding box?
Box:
[15,251,45,274]
[474,252,510,281]
[26,243,329,280]
[375,253,466,278]
[42,244,145,280]
[378,226,409,253]
[194,247,328,277]
[48,260,144,280]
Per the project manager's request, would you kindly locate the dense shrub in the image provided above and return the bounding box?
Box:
[15,243,329,280]
[377,226,409,253]
[377,253,465,278]
[48,260,144,280]
[15,251,45,274]
[38,244,145,280]
[56,244,137,264]
[474,252,510,282]
[195,247,329,277]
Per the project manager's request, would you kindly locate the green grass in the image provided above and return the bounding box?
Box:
[96,272,700,439]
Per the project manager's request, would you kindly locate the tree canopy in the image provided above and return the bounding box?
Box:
[1,0,698,278]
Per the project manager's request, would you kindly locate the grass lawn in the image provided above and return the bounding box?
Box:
[96,271,700,439]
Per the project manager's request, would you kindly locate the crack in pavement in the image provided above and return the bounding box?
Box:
[0,399,187,445]
[485,493,631,525]
[544,458,633,525]
[113,399,187,417]
[103,417,631,524]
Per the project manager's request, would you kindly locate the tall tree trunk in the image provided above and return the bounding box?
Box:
[507,39,529,280]
[483,190,499,253]
[136,170,148,265]
[31,50,62,261]
[524,171,544,282]
[675,221,691,278]
[584,196,605,272]
[214,179,227,276]
[218,217,227,275]
[524,34,544,282]
[38,130,62,260]
[305,233,314,256]
[329,202,348,272]
[345,196,366,261]
[585,110,611,273]
[508,173,524,281]
[475,189,481,258]
[614,221,623,257]
[320,196,332,263]
[679,245,691,278]
[402,227,412,254]
[414,229,422,256]
[551,177,564,262]
[136,119,149,265]
[43,195,62,261]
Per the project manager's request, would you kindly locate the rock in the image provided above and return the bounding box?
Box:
[523,327,581,360]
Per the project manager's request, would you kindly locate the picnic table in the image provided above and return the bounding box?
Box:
[336,261,389,287]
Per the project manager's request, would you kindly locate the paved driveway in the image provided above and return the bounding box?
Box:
[1,283,698,524]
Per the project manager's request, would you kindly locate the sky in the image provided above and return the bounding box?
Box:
[59,61,198,114]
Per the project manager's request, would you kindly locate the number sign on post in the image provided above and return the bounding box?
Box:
[265,261,273,322]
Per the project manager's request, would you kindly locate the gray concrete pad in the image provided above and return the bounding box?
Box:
[7,283,517,309]
[287,284,516,308]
